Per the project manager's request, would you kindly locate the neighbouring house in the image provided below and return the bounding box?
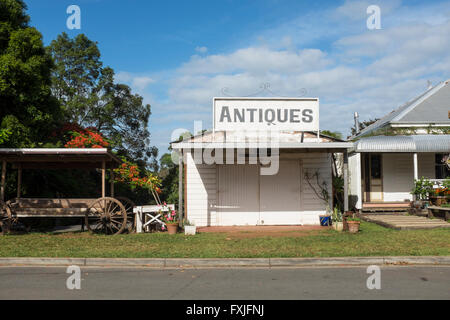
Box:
[348,79,450,212]
[171,97,352,226]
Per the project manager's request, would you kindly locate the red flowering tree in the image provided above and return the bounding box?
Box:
[63,124,109,148]
[114,157,161,194]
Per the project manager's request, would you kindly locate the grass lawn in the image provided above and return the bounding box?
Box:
[0,221,449,258]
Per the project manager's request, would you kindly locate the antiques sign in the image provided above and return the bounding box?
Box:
[213,97,319,132]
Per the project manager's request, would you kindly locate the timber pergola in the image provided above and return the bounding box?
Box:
[0,148,121,201]
[0,148,135,235]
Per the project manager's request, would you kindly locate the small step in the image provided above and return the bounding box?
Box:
[361,214,450,230]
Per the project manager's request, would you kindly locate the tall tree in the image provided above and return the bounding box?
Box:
[159,152,179,205]
[0,0,61,147]
[48,32,157,164]
[320,130,343,140]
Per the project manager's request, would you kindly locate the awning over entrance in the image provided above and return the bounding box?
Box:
[353,135,450,153]
[171,130,353,152]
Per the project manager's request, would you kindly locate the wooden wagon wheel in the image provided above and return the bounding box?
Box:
[85,197,127,235]
[115,196,136,233]
[0,200,13,235]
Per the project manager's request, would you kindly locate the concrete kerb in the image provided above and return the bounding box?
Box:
[0,257,87,266]
[0,256,449,268]
[269,257,385,267]
[164,258,270,268]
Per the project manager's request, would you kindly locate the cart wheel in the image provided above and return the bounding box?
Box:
[85,197,127,235]
[0,200,13,235]
[115,197,136,233]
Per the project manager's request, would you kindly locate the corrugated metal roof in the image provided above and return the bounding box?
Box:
[398,81,450,122]
[354,135,450,152]
[0,148,122,164]
[351,79,450,139]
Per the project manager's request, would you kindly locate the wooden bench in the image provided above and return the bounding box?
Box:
[428,206,450,222]
[9,198,95,217]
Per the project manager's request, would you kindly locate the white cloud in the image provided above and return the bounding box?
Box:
[115,71,132,83]
[195,46,208,53]
[333,0,402,21]
[115,72,155,91]
[132,76,155,90]
[179,47,331,76]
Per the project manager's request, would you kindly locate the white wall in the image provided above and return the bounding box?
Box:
[348,153,362,209]
[381,153,436,202]
[185,152,217,227]
[298,153,333,224]
[382,153,414,202]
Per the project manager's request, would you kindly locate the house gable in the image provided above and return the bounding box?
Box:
[353,79,450,139]
[394,81,450,123]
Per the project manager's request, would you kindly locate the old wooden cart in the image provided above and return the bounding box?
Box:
[0,148,136,235]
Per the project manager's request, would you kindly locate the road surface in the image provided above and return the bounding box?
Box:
[0,265,448,300]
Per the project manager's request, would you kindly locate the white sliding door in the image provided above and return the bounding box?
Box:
[259,160,302,225]
[217,164,260,225]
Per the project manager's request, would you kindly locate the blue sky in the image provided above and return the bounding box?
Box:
[26,0,450,156]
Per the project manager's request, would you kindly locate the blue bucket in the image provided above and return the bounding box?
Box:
[319,216,331,226]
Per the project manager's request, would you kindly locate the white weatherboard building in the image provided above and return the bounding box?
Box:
[171,80,450,225]
[172,97,352,226]
[348,79,450,211]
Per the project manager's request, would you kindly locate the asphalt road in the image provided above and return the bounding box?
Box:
[0,266,448,300]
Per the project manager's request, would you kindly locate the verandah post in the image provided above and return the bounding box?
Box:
[413,153,418,181]
[413,153,418,201]
[17,163,22,199]
[1,160,6,202]
[343,151,349,212]
[101,160,106,198]
[178,150,183,226]
[110,168,114,198]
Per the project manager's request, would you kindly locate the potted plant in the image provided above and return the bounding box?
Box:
[183,219,196,235]
[433,188,446,206]
[319,212,332,226]
[443,178,450,206]
[332,207,343,231]
[161,209,179,234]
[411,177,433,207]
[346,214,361,233]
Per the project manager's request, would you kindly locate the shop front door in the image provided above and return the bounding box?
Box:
[259,160,302,225]
[363,154,383,202]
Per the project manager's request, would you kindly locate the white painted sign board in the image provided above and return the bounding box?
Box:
[213,97,319,132]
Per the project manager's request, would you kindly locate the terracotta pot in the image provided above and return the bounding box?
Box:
[342,211,354,231]
[166,222,178,234]
[347,221,360,233]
